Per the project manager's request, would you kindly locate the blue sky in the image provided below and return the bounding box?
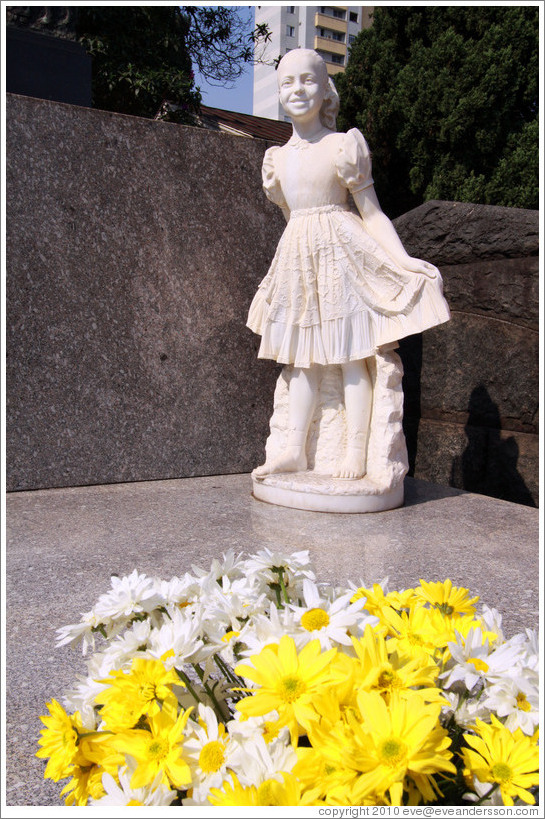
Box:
[192,6,255,114]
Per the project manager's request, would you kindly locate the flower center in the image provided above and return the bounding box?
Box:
[263,720,281,743]
[435,602,455,616]
[126,800,144,806]
[407,631,424,646]
[467,657,489,673]
[138,682,157,702]
[63,726,79,748]
[516,692,532,712]
[491,761,513,784]
[199,740,225,774]
[147,737,168,761]
[222,630,240,643]
[377,668,401,691]
[378,737,407,767]
[278,674,306,703]
[301,607,330,631]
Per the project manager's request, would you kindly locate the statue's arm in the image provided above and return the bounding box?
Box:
[352,186,438,278]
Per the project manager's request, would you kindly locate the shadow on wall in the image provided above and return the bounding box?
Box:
[399,335,536,508]
[399,333,422,477]
[450,384,536,508]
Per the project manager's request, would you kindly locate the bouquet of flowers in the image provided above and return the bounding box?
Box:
[37,549,539,807]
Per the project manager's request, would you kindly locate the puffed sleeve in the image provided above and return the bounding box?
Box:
[262,146,287,209]
[335,128,374,193]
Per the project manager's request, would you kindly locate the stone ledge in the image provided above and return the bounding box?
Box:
[5,474,539,806]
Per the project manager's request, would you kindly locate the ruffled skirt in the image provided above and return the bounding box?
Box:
[247,204,450,367]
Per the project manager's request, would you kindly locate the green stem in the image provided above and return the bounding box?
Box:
[191,663,230,722]
[278,572,290,605]
[77,729,113,741]
[174,667,203,706]
[214,653,239,685]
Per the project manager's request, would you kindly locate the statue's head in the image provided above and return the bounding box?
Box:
[276,49,339,130]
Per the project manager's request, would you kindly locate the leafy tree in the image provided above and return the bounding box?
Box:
[335,6,538,216]
[76,7,269,122]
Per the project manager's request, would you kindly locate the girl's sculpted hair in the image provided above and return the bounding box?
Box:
[277,49,340,131]
[320,77,340,130]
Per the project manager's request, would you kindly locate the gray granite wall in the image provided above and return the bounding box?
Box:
[395,201,539,506]
[7,95,538,505]
[6,93,283,490]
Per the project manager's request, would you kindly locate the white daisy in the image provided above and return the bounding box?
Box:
[93,570,163,622]
[157,572,202,610]
[199,574,269,634]
[192,549,247,582]
[479,604,505,644]
[227,709,291,748]
[441,627,525,691]
[228,731,297,788]
[287,578,375,650]
[90,759,176,806]
[243,548,316,602]
[463,775,505,806]
[182,704,236,802]
[441,689,491,729]
[482,672,539,735]
[147,606,208,667]
[100,619,152,667]
[56,609,102,654]
[237,602,299,657]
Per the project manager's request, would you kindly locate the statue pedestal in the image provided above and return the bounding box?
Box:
[252,346,409,513]
[252,472,404,513]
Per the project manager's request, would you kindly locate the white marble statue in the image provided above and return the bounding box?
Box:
[248,49,450,512]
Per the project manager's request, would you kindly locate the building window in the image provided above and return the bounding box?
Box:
[318,27,345,43]
[288,6,295,13]
[286,25,295,37]
[350,11,358,23]
[330,53,345,65]
[320,6,346,20]
[349,34,357,44]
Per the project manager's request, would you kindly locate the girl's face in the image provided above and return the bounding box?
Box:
[277,52,327,124]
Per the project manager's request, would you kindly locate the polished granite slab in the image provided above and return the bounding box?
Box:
[5,474,540,807]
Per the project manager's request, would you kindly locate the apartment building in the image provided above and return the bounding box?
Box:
[253,5,374,121]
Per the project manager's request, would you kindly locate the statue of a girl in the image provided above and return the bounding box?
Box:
[248,49,450,512]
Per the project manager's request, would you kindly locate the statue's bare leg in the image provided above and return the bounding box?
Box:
[334,358,372,479]
[254,365,318,476]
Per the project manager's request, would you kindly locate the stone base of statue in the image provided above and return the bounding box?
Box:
[252,345,409,513]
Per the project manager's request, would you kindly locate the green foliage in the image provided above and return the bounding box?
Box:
[336,7,538,216]
[76,7,270,122]
[77,7,200,121]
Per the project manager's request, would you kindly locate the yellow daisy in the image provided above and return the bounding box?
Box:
[112,699,193,790]
[36,699,83,782]
[235,635,338,744]
[351,625,447,706]
[462,715,539,806]
[95,654,181,731]
[208,773,259,806]
[414,579,479,617]
[60,763,105,806]
[308,690,455,805]
[380,604,451,662]
[59,732,125,805]
[350,584,416,620]
[351,691,456,804]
